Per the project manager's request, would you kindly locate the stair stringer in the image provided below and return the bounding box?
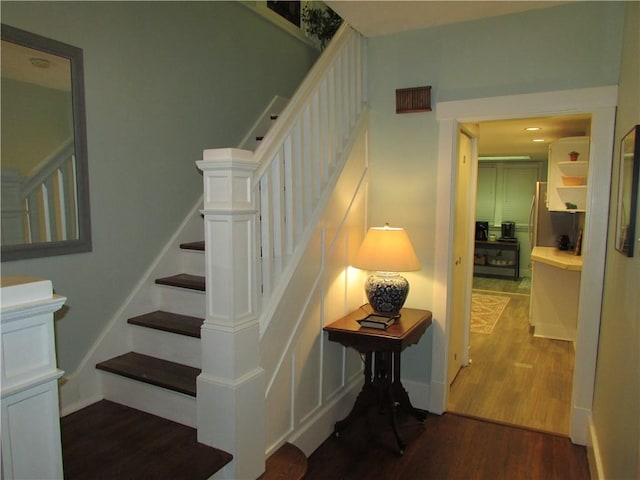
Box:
[260,111,371,458]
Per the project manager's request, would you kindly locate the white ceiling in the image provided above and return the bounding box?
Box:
[325,1,566,38]
[1,39,71,91]
[325,0,586,161]
[474,114,591,161]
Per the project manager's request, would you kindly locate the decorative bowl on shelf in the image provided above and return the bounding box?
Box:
[561,175,585,186]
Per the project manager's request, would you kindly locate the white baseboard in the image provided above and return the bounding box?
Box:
[60,393,103,417]
[587,416,604,480]
[571,405,590,446]
[428,379,447,414]
[285,376,362,457]
[403,378,430,411]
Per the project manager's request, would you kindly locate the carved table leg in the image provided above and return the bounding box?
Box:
[334,353,374,436]
[392,351,426,422]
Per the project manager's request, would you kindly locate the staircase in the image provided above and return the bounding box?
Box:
[95,240,206,428]
[93,236,308,478]
[90,103,292,474]
[63,24,366,479]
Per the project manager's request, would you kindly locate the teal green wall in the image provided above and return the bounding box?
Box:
[1,1,318,372]
[366,1,626,382]
[592,2,639,478]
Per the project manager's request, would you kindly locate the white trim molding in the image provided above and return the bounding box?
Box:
[433,86,618,446]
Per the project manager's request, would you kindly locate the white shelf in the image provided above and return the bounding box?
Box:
[558,160,588,170]
[548,137,590,212]
[557,186,587,191]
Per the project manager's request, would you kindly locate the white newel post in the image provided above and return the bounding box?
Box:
[196,148,266,479]
[1,276,66,480]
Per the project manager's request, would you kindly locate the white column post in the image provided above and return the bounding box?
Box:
[196,148,265,479]
[1,276,66,480]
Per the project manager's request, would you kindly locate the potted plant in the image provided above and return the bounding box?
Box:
[302,4,342,49]
[569,151,580,161]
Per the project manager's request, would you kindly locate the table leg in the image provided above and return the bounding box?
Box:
[334,350,425,455]
[334,353,374,436]
[392,352,426,423]
[370,351,407,455]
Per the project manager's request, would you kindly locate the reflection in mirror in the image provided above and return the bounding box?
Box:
[1,24,91,261]
[615,125,640,257]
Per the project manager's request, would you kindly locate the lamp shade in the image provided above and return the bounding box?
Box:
[352,226,420,272]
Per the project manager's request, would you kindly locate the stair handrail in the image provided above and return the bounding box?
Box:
[251,23,367,333]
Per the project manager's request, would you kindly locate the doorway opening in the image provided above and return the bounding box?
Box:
[431,86,617,445]
[447,114,591,435]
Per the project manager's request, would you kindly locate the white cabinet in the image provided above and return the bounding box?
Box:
[547,136,590,212]
[1,276,66,480]
[529,247,582,343]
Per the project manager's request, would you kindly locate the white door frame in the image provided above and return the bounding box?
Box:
[429,86,618,445]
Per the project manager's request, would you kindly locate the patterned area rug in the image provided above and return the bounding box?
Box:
[471,292,510,334]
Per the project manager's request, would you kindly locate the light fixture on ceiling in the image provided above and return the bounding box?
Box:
[525,127,541,131]
[532,139,546,143]
[30,57,50,69]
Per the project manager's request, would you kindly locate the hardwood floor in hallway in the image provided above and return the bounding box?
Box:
[448,276,574,435]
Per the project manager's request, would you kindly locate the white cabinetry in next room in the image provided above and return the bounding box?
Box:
[547,136,590,212]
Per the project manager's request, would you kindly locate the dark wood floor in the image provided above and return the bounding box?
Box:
[305,410,590,480]
[61,400,231,480]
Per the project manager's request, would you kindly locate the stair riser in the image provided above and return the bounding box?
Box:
[100,373,197,428]
[180,250,205,277]
[130,326,201,368]
[155,287,205,318]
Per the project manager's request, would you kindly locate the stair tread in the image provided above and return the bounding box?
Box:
[258,442,307,480]
[97,352,200,397]
[180,241,205,251]
[128,310,203,338]
[155,273,205,291]
[61,400,232,479]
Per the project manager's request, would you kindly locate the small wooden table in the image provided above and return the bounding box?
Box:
[323,305,432,454]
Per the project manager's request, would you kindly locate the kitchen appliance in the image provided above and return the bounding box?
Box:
[528,182,576,249]
[500,221,516,240]
[475,221,489,241]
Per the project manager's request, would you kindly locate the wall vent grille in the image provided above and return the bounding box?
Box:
[396,86,432,114]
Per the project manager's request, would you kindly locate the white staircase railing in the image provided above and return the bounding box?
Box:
[196,23,367,479]
[21,139,78,244]
[253,23,366,330]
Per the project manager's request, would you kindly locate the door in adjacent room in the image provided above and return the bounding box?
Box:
[447,128,475,386]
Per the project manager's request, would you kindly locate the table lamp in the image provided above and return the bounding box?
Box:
[351,224,421,315]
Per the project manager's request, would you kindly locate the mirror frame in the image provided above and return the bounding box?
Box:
[1,24,91,261]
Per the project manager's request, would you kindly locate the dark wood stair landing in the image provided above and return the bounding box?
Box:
[61,400,232,480]
[96,352,199,397]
